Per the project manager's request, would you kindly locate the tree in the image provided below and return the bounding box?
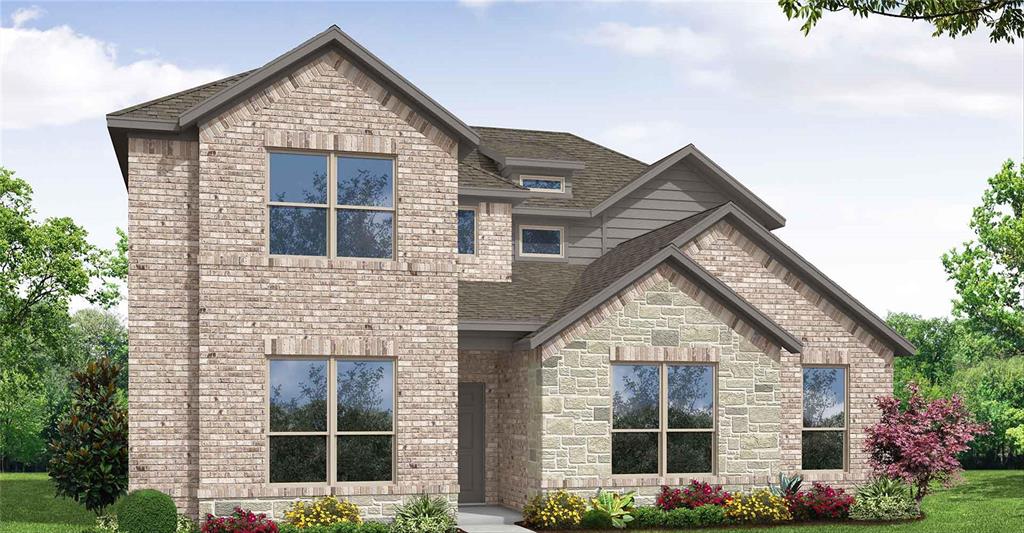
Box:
[48,357,129,514]
[942,160,1024,355]
[0,369,47,470]
[865,384,989,502]
[1,167,125,375]
[779,0,1024,43]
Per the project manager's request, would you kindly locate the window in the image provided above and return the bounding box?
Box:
[802,367,846,470]
[519,225,563,257]
[458,209,476,255]
[268,358,394,484]
[519,175,564,192]
[268,152,395,259]
[612,363,715,475]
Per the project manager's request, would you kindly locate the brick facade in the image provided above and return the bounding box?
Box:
[458,202,513,282]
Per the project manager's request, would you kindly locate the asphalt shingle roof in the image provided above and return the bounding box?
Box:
[109,71,255,121]
[472,127,649,210]
[459,262,588,323]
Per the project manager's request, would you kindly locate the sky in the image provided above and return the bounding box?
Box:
[1,1,1022,319]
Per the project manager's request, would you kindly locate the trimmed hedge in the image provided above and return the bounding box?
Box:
[115,489,178,533]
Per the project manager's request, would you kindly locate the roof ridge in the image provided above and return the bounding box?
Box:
[107,69,255,118]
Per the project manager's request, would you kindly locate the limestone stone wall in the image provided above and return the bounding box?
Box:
[539,264,783,495]
[458,202,513,282]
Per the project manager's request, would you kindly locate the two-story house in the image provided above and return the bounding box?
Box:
[106,26,914,520]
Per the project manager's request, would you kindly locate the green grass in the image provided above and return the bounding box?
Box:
[1,470,1021,533]
[0,472,94,533]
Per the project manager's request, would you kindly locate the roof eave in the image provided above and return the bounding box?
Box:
[515,245,803,353]
[177,26,480,152]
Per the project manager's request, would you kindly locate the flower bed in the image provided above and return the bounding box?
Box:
[518,477,921,531]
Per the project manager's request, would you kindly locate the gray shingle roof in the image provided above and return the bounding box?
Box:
[108,71,255,121]
[473,127,649,210]
[459,162,524,190]
[459,262,588,322]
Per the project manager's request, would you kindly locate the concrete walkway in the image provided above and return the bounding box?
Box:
[457,505,532,533]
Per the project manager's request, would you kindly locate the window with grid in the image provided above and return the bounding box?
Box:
[268,152,395,259]
[801,366,846,470]
[611,363,715,475]
[268,358,394,484]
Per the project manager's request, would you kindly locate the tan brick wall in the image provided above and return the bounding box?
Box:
[682,221,894,484]
[457,202,513,282]
[458,349,540,509]
[127,138,201,516]
[129,47,461,517]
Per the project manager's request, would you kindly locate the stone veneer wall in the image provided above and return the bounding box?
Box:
[537,264,784,505]
[130,47,461,519]
[458,202,513,282]
[681,221,894,484]
[127,138,201,516]
[458,349,541,509]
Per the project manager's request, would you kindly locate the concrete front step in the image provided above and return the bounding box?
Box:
[457,505,532,532]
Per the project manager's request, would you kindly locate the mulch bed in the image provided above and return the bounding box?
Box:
[515,514,925,531]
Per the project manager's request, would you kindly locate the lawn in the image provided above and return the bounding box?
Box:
[0,472,94,533]
[0,471,1021,533]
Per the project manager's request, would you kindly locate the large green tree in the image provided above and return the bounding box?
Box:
[942,160,1024,356]
[779,0,1024,43]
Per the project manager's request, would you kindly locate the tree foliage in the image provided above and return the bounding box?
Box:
[866,384,989,502]
[48,357,129,514]
[942,160,1024,355]
[0,369,47,467]
[779,0,1024,43]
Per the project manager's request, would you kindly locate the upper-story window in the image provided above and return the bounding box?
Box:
[520,175,564,193]
[268,152,395,259]
[802,366,846,471]
[519,225,563,257]
[611,363,716,475]
[458,209,476,255]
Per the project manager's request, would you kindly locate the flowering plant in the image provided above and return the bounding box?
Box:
[786,482,854,520]
[656,485,684,511]
[201,507,279,533]
[522,490,586,529]
[679,480,732,508]
[866,384,990,502]
[723,489,791,523]
[285,496,361,528]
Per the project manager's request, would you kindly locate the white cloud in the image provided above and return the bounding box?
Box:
[0,21,227,129]
[10,6,44,28]
[577,3,1024,119]
[581,21,724,61]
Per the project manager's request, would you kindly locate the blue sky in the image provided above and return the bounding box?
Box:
[1,1,1022,318]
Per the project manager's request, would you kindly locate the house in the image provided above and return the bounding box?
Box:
[106,25,915,520]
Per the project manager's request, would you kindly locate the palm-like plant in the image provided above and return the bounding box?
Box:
[590,489,636,529]
[769,472,803,497]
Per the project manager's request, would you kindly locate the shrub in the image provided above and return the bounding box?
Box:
[786,482,854,520]
[723,489,791,523]
[115,489,178,533]
[357,523,389,533]
[631,506,665,528]
[691,505,725,527]
[850,478,920,521]
[678,480,731,509]
[48,358,129,514]
[589,489,635,528]
[522,490,586,529]
[849,495,920,521]
[663,507,699,528]
[769,473,803,498]
[177,514,198,533]
[391,494,455,533]
[580,509,613,528]
[655,485,684,511]
[285,496,362,528]
[201,507,279,533]
[93,515,118,533]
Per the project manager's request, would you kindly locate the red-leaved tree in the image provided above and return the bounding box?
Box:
[865,384,989,502]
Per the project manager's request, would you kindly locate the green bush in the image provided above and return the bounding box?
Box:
[357,522,390,533]
[391,495,455,533]
[115,489,178,533]
[176,513,198,533]
[664,507,699,528]
[850,495,920,521]
[691,504,725,526]
[630,506,665,528]
[580,509,613,528]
